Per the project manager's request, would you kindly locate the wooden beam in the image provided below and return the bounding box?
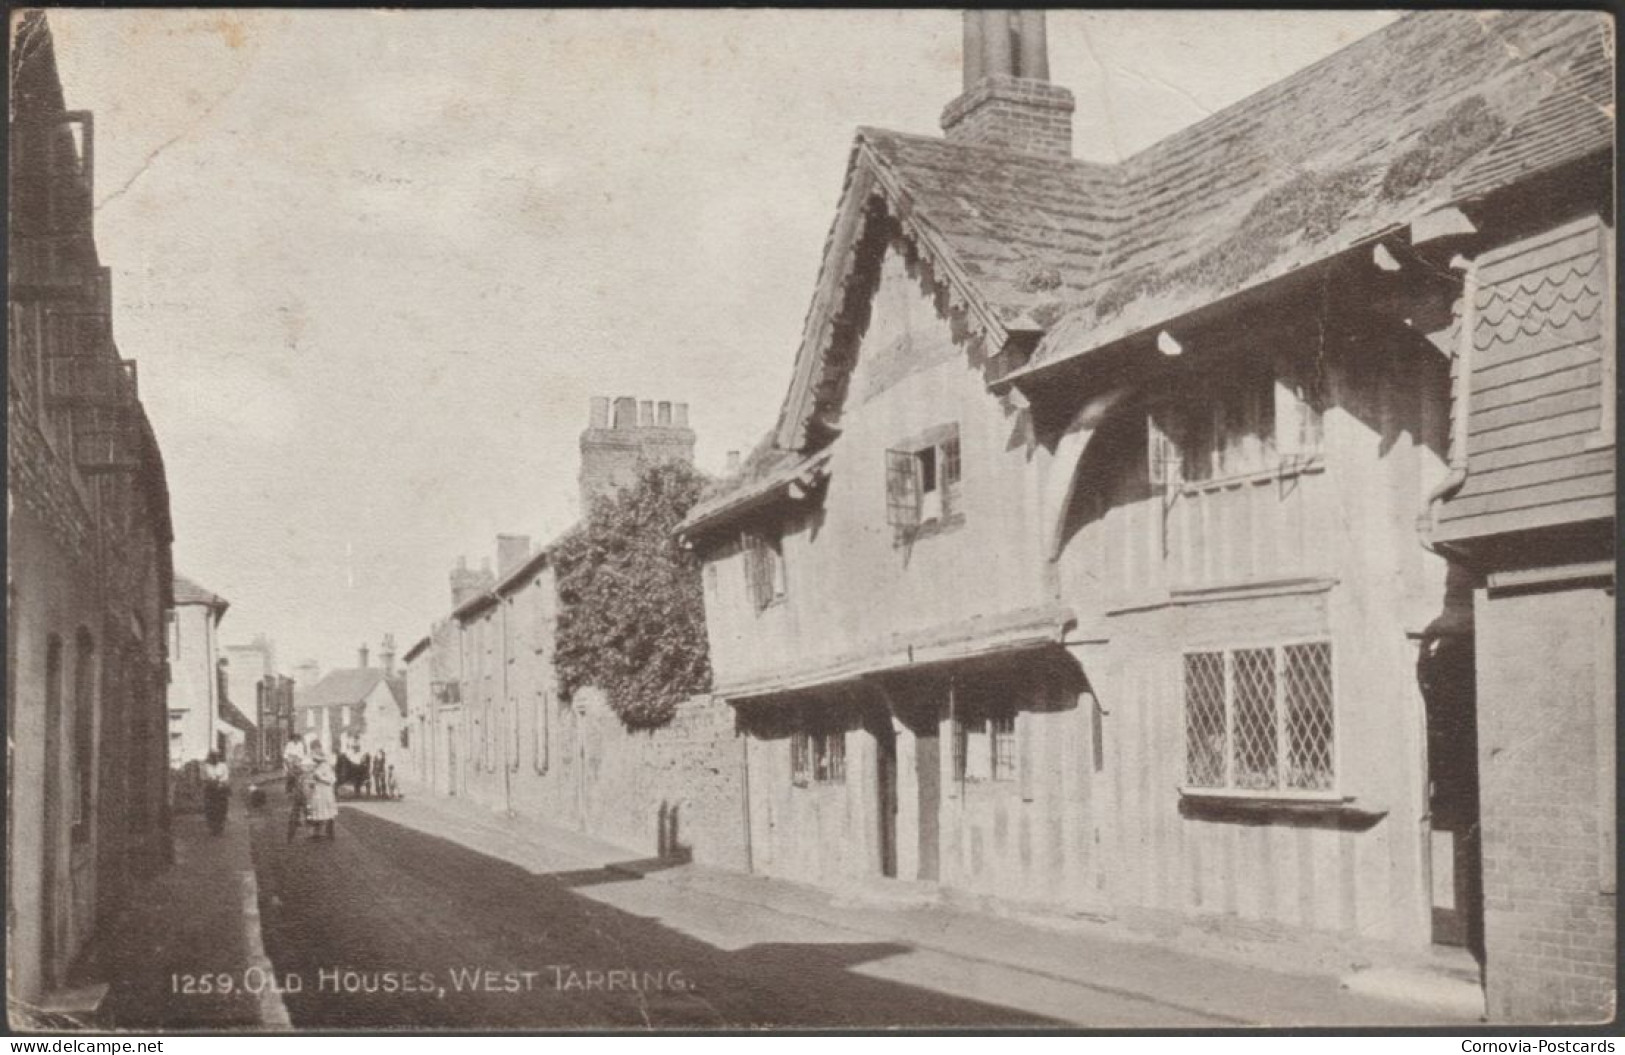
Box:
[1410,206,1478,246]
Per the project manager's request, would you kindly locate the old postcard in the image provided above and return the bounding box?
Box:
[6,8,1616,1034]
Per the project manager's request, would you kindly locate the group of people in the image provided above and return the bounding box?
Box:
[283,733,339,841]
[337,747,399,800]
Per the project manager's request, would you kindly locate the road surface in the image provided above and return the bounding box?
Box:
[243,784,1232,1029]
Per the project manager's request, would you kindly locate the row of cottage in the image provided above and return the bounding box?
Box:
[8,13,179,1015]
[394,10,1615,1024]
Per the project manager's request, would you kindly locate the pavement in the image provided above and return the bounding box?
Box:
[95,774,289,1031]
[85,773,1486,1031]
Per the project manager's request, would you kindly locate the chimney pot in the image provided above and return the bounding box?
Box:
[359,644,370,669]
[962,12,986,90]
[657,401,672,425]
[613,396,637,430]
[589,396,610,428]
[674,403,689,427]
[639,400,654,426]
[981,9,1013,77]
[1017,10,1049,80]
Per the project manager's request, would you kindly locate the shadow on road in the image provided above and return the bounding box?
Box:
[245,789,1061,1030]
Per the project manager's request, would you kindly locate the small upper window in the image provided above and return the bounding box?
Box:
[1149,358,1322,486]
[886,424,962,533]
[743,528,786,612]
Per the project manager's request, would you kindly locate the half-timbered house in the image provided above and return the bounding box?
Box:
[678,10,1612,1018]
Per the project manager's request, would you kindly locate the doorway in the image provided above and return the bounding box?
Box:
[1420,634,1483,957]
[915,721,941,882]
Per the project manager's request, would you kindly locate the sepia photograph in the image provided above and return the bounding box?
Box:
[5,6,1617,1035]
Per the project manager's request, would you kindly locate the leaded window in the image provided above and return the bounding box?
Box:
[1184,642,1334,792]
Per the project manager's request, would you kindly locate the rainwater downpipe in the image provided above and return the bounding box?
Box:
[1418,253,1477,553]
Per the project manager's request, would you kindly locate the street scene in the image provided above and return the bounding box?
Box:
[7,8,1617,1034]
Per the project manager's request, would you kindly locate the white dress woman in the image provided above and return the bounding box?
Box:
[305,742,338,839]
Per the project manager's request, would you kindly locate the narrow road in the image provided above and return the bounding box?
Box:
[243,783,1226,1029]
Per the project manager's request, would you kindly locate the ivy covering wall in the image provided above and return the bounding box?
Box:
[553,461,712,728]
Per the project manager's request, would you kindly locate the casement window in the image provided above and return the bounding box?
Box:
[742,528,786,612]
[791,723,846,786]
[952,711,1018,784]
[1149,359,1323,486]
[886,425,963,532]
[1184,642,1334,793]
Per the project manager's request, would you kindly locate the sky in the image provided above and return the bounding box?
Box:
[41,9,1398,674]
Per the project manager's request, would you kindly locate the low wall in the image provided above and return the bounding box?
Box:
[577,693,748,871]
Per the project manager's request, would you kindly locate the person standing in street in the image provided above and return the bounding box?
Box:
[202,751,231,836]
[305,741,338,840]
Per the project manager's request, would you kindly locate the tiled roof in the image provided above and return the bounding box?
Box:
[1023,10,1611,373]
[857,129,1121,331]
[296,668,386,710]
[1448,27,1614,202]
[219,695,256,733]
[172,573,228,610]
[764,9,1609,452]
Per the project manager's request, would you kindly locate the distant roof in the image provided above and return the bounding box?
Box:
[173,573,229,612]
[762,8,1609,456]
[219,694,255,733]
[297,668,387,710]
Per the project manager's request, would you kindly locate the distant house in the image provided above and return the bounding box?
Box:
[168,574,229,767]
[295,643,406,766]
[405,395,696,813]
[678,9,1612,1023]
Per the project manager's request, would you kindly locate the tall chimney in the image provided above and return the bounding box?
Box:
[613,396,636,429]
[579,395,697,513]
[359,643,370,669]
[942,10,1074,158]
[450,554,494,608]
[379,633,396,676]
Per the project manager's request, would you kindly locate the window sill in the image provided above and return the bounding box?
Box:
[1177,787,1387,828]
[1178,456,1325,495]
[894,513,966,547]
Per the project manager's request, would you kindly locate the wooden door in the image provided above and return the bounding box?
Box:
[1421,635,1483,956]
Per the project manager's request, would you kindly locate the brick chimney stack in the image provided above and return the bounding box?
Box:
[358,643,370,669]
[578,394,696,513]
[449,555,495,609]
[941,10,1074,158]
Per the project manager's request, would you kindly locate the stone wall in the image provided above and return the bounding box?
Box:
[577,693,747,870]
